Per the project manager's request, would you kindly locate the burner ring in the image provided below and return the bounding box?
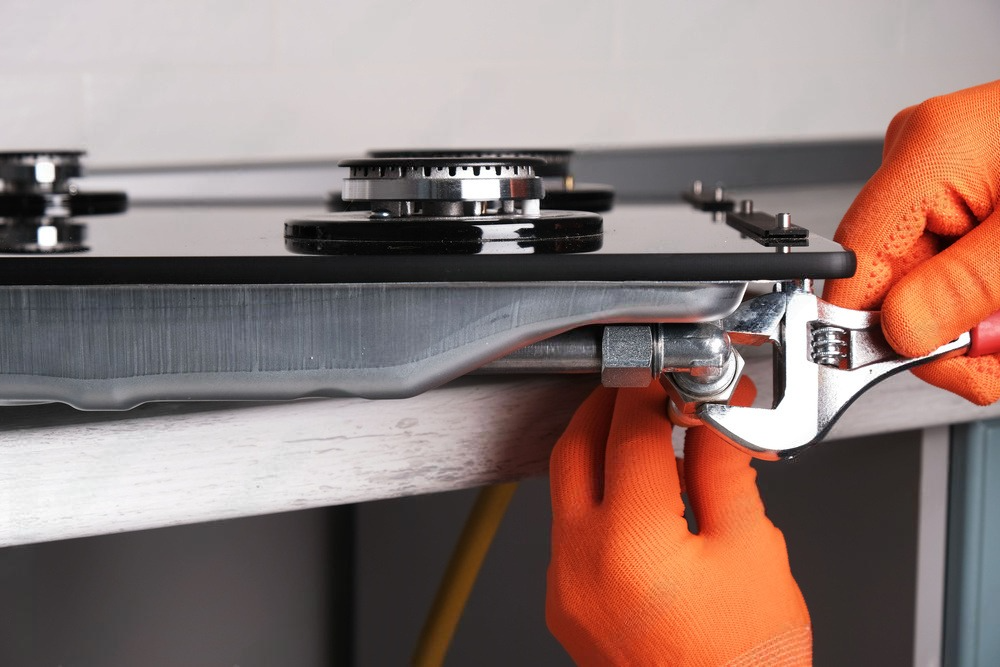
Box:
[339,156,545,217]
[340,156,546,170]
[342,176,543,206]
[330,149,615,214]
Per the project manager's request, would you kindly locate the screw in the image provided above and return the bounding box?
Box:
[692,180,703,196]
[713,186,724,202]
[740,199,754,214]
[776,212,792,229]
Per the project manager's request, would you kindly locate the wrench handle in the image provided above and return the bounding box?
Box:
[969,310,1000,357]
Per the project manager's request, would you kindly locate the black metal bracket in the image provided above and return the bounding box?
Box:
[726,210,809,246]
[681,182,735,213]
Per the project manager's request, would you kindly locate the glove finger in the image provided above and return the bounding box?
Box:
[912,355,1000,406]
[602,382,685,521]
[824,176,988,310]
[882,207,1000,357]
[823,168,931,310]
[549,385,616,520]
[825,94,997,312]
[683,378,767,538]
[882,104,917,161]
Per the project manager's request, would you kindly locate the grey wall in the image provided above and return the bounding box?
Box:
[1,1,998,164]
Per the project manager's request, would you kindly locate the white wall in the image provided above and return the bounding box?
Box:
[1,0,997,166]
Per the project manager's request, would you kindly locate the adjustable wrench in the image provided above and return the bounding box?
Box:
[674,281,998,460]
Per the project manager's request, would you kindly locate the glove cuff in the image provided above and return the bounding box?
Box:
[725,625,812,667]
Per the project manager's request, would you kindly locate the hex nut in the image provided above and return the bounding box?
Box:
[601,325,654,388]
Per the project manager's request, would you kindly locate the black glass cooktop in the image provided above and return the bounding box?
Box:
[0,202,854,285]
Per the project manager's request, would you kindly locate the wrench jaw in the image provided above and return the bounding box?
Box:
[698,400,820,461]
[662,290,790,430]
[693,288,973,460]
[694,287,824,460]
[698,360,881,460]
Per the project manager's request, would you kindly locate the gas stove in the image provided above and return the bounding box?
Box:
[0,149,853,416]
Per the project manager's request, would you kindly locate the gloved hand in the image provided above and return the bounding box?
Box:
[547,380,811,666]
[824,80,1000,404]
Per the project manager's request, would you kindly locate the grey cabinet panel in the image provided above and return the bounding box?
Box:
[945,420,1000,667]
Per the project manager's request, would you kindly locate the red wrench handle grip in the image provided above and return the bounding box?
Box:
[969,310,1000,357]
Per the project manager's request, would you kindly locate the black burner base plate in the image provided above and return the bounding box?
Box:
[285,210,604,255]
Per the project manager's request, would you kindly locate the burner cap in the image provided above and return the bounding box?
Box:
[366,149,573,178]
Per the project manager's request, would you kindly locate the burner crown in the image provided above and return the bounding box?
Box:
[339,156,545,218]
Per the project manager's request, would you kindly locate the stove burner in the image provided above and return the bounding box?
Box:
[0,151,128,253]
[342,156,545,216]
[329,149,615,213]
[291,156,603,255]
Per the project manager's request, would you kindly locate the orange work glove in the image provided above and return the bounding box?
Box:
[824,80,1000,404]
[547,380,811,666]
